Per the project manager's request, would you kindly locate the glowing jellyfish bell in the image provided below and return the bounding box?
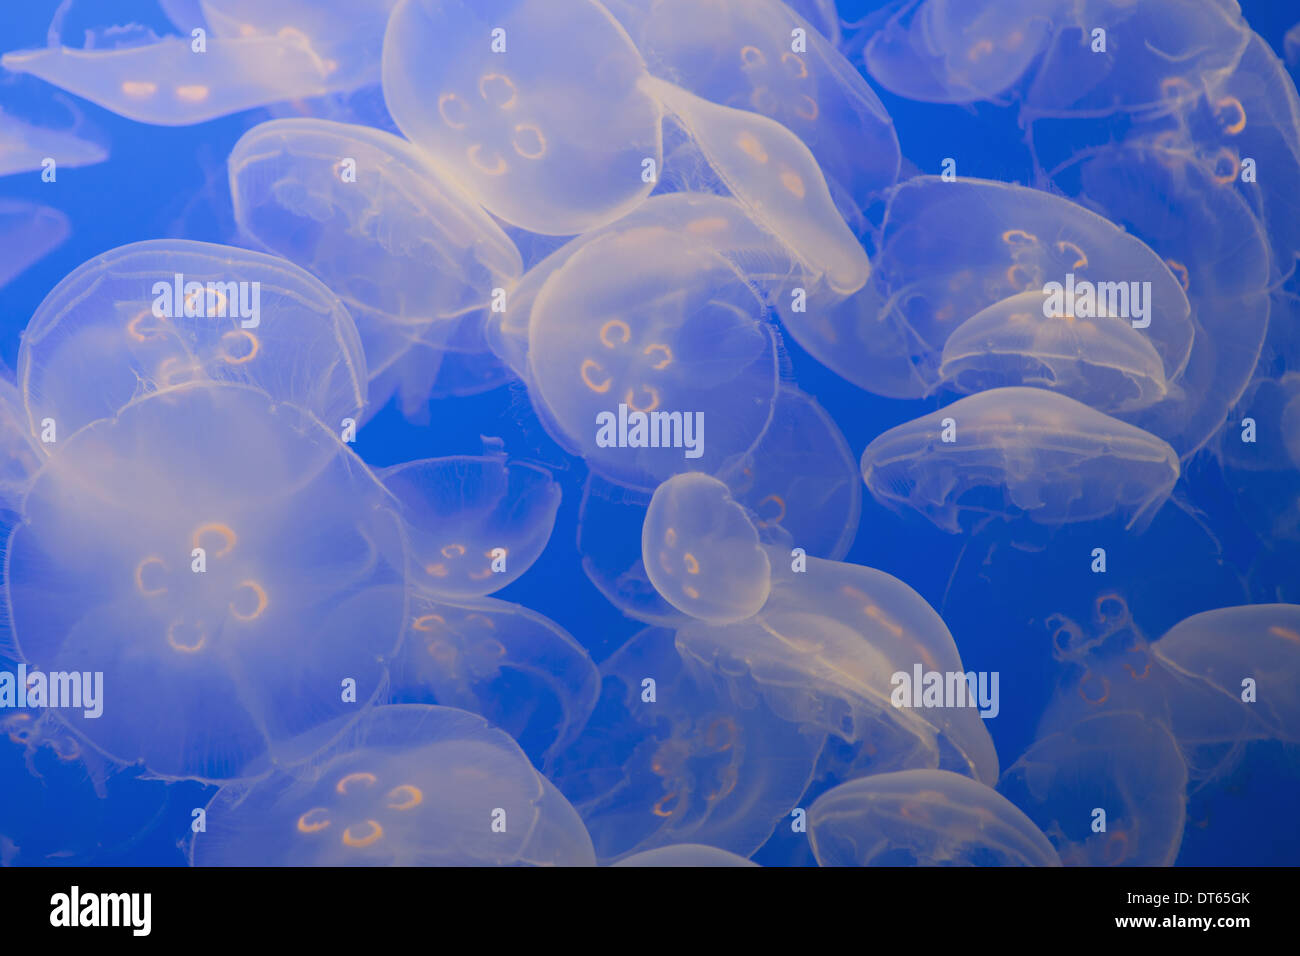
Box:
[642,472,772,625]
[382,0,662,235]
[227,117,523,417]
[808,770,1062,866]
[0,370,41,515]
[0,106,107,178]
[612,844,759,867]
[19,239,367,446]
[0,202,70,293]
[526,227,780,490]
[860,387,1181,534]
[5,381,407,781]
[191,704,595,865]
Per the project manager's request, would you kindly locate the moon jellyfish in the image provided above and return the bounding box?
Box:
[191,705,595,865]
[19,240,367,445]
[641,74,869,296]
[390,590,599,767]
[999,711,1187,866]
[0,105,107,177]
[5,381,407,781]
[379,456,560,598]
[791,177,1191,399]
[859,388,1180,533]
[0,201,69,291]
[642,472,771,625]
[0,371,41,515]
[1220,374,1300,541]
[227,118,522,415]
[382,0,662,235]
[808,770,1061,866]
[526,228,779,489]
[680,555,999,786]
[612,844,758,867]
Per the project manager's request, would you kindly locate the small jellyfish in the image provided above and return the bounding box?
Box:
[378,455,560,598]
[5,381,407,781]
[808,770,1061,866]
[0,370,42,515]
[227,117,522,416]
[999,711,1188,866]
[642,472,772,625]
[382,0,662,235]
[389,589,600,768]
[19,239,367,446]
[0,105,107,177]
[611,844,759,867]
[1219,374,1300,542]
[938,289,1170,413]
[859,387,1180,533]
[526,227,780,490]
[0,201,70,292]
[191,704,595,865]
[790,177,1192,399]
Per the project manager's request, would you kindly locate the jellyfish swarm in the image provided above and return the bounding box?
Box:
[641,473,771,625]
[859,387,1180,534]
[18,239,368,445]
[227,118,523,417]
[808,770,1061,866]
[191,705,595,865]
[5,381,407,782]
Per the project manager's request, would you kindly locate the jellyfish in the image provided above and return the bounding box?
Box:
[227,117,523,416]
[5,381,407,781]
[787,177,1192,399]
[1288,21,1300,71]
[611,844,759,867]
[382,0,662,236]
[0,202,69,293]
[859,387,1181,533]
[998,711,1188,866]
[191,704,595,865]
[389,589,599,768]
[378,455,560,599]
[938,289,1170,414]
[0,370,42,515]
[1218,374,1300,542]
[642,472,772,625]
[0,105,107,177]
[526,227,780,490]
[19,239,367,446]
[808,770,1061,866]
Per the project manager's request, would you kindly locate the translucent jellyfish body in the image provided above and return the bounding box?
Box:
[526,228,779,489]
[808,770,1061,866]
[1219,374,1300,541]
[999,711,1188,866]
[0,372,41,515]
[379,456,559,598]
[191,705,595,865]
[792,177,1192,399]
[938,289,1169,414]
[679,555,999,786]
[389,589,599,767]
[382,0,662,235]
[859,388,1180,533]
[19,239,367,445]
[642,473,771,625]
[611,844,758,867]
[227,118,522,415]
[0,201,69,292]
[0,106,107,177]
[5,381,407,781]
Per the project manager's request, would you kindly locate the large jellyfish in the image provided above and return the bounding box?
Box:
[191,705,595,865]
[788,177,1191,399]
[859,387,1180,533]
[808,770,1061,866]
[382,0,662,235]
[18,239,367,447]
[227,117,523,417]
[4,381,407,781]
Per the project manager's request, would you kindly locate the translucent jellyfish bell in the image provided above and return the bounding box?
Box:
[0,371,41,514]
[1220,374,1300,542]
[382,0,662,235]
[938,289,1170,414]
[792,177,1192,399]
[191,704,595,865]
[808,770,1061,866]
[5,382,407,781]
[0,202,69,293]
[642,472,772,625]
[379,456,560,598]
[860,387,1180,533]
[0,106,107,177]
[390,589,600,767]
[526,227,779,490]
[19,239,367,445]
[999,711,1188,866]
[227,118,523,415]
[612,844,759,867]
